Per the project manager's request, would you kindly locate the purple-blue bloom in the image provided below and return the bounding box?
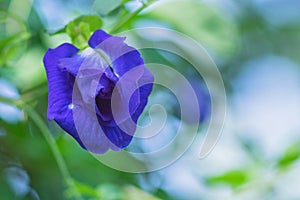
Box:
[43,30,153,153]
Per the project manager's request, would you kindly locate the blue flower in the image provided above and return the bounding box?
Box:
[43,30,153,153]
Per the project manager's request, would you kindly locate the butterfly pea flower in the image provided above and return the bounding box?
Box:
[43,30,153,153]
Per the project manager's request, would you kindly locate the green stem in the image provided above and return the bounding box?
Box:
[0,83,48,105]
[23,104,83,200]
[24,105,70,178]
[109,0,157,34]
[0,96,13,104]
[20,83,48,103]
[0,95,83,199]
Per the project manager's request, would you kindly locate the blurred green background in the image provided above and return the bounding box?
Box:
[1,0,300,199]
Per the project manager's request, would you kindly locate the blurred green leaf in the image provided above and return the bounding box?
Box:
[65,180,101,199]
[277,140,300,168]
[93,0,124,16]
[97,183,122,200]
[0,11,30,67]
[96,184,162,200]
[0,32,29,50]
[205,170,250,188]
[122,185,162,200]
[142,0,240,57]
[8,47,46,90]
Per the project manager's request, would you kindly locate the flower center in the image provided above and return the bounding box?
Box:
[95,68,118,122]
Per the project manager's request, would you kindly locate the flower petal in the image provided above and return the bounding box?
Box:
[131,68,154,122]
[112,50,144,77]
[111,66,154,126]
[100,123,133,150]
[72,102,113,153]
[88,30,144,77]
[57,54,83,76]
[88,29,112,48]
[72,85,129,152]
[43,43,83,142]
[43,43,79,120]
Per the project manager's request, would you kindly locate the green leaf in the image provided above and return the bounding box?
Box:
[93,0,124,16]
[52,15,102,49]
[52,15,103,35]
[205,170,250,188]
[73,15,103,32]
[277,140,300,168]
[66,21,88,49]
[67,15,102,49]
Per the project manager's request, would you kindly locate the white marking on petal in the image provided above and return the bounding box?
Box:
[68,104,74,110]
